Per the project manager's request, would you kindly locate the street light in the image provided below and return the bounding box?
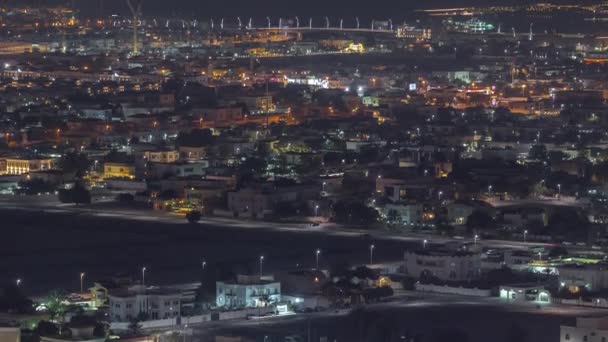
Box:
[423,239,428,249]
[538,252,542,261]
[474,234,479,246]
[523,230,528,242]
[259,255,264,278]
[315,204,320,217]
[438,191,443,201]
[369,244,375,264]
[557,184,562,199]
[142,267,147,288]
[80,272,85,293]
[488,185,493,196]
[315,249,321,269]
[201,260,206,271]
[16,279,21,287]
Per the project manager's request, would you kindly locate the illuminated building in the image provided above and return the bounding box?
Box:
[443,18,495,34]
[103,162,136,179]
[0,41,49,55]
[558,264,608,293]
[143,150,179,164]
[108,286,181,322]
[396,25,432,40]
[2,158,53,175]
[216,275,281,309]
[384,203,423,226]
[404,249,481,281]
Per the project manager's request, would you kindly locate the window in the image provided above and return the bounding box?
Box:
[565,334,569,340]
[126,304,132,309]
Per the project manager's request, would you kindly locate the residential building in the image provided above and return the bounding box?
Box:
[404,249,481,281]
[1,158,53,175]
[216,275,281,309]
[104,163,136,180]
[559,264,608,292]
[143,150,180,164]
[561,317,608,342]
[108,286,181,322]
[384,203,423,226]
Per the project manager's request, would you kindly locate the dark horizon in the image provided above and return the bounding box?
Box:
[8,0,606,17]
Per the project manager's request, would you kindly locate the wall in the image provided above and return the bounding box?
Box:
[414,283,492,297]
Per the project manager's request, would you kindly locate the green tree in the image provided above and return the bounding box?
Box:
[466,210,494,232]
[60,152,92,178]
[186,210,202,224]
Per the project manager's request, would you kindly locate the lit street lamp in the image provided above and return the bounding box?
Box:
[16,279,21,287]
[474,234,479,246]
[488,185,493,196]
[423,239,428,249]
[315,204,320,216]
[524,230,528,242]
[142,267,147,288]
[369,244,375,264]
[259,255,264,278]
[538,252,542,261]
[315,249,321,269]
[557,184,562,199]
[438,191,443,201]
[80,272,85,293]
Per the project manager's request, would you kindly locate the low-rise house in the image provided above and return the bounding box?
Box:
[559,264,608,293]
[216,275,281,309]
[384,203,423,226]
[147,161,209,179]
[404,249,481,281]
[499,284,551,304]
[104,162,136,180]
[560,317,608,342]
[108,286,181,322]
[1,158,54,175]
[227,183,319,219]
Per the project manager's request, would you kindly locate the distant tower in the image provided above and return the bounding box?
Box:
[126,0,144,55]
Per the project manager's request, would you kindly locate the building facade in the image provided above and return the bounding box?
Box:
[108,286,181,322]
[404,250,481,281]
[216,276,281,309]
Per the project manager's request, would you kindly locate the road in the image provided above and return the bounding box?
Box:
[0,194,587,295]
[185,291,608,342]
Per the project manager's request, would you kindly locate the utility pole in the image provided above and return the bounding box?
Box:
[126,0,144,55]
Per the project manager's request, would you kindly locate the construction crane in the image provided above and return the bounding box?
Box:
[126,0,143,55]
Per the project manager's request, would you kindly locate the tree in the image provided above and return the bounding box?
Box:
[0,284,33,313]
[176,129,215,147]
[60,152,92,178]
[186,210,202,224]
[528,144,548,161]
[58,183,91,205]
[332,201,379,227]
[45,290,67,319]
[466,210,494,232]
